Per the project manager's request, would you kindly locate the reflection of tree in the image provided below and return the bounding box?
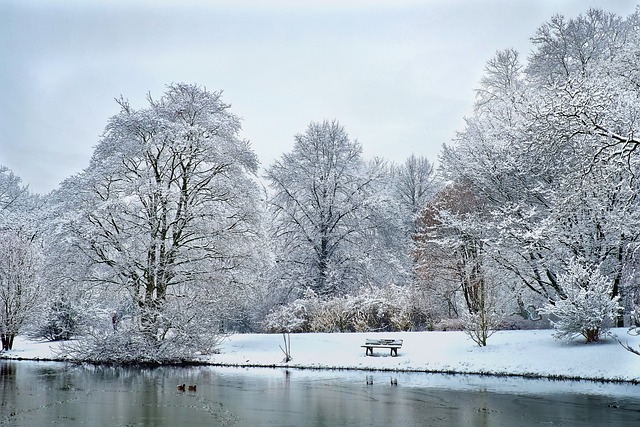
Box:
[0,362,17,418]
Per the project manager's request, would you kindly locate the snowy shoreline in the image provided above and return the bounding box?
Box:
[2,328,640,384]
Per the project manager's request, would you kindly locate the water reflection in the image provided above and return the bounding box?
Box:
[1,361,639,426]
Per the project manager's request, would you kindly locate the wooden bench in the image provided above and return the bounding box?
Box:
[361,338,403,357]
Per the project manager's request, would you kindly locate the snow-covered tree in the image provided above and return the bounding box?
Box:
[416,181,506,345]
[391,154,438,232]
[0,166,27,212]
[440,47,563,304]
[526,9,630,84]
[540,260,621,342]
[438,9,640,322]
[265,120,407,298]
[0,166,42,237]
[0,167,44,351]
[29,180,95,343]
[0,231,43,350]
[59,83,264,361]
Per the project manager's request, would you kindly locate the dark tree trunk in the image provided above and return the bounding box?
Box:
[584,328,600,343]
[612,244,625,327]
[1,333,15,351]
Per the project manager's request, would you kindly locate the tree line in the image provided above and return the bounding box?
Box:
[2,8,639,361]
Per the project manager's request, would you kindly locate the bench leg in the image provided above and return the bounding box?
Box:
[365,347,373,356]
[391,348,398,357]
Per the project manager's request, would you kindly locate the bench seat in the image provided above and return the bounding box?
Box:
[361,339,403,356]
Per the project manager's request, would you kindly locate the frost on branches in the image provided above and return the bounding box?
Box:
[57,83,263,362]
[0,231,43,351]
[262,286,431,333]
[540,260,621,343]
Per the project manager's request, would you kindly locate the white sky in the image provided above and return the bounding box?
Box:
[1,0,638,194]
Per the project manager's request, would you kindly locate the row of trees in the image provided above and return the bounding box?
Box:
[0,84,437,361]
[2,8,639,359]
[420,8,640,344]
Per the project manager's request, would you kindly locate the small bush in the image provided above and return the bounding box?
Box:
[433,318,465,331]
[540,260,621,343]
[497,314,550,331]
[31,297,82,341]
[263,291,316,333]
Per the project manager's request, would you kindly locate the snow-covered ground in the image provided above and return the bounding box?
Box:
[3,328,640,383]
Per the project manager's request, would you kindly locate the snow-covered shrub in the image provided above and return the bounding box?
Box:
[463,308,503,347]
[433,318,465,331]
[263,289,318,333]
[540,260,621,343]
[61,327,221,364]
[60,309,224,364]
[309,297,349,332]
[263,303,308,333]
[382,285,413,331]
[61,329,162,364]
[341,286,428,332]
[57,287,225,363]
[31,297,81,341]
[497,314,550,331]
[344,292,392,332]
[262,285,433,333]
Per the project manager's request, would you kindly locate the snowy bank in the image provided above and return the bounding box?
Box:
[2,329,640,383]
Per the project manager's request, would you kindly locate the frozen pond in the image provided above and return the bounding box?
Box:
[1,361,640,426]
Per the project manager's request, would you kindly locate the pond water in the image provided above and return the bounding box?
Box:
[1,361,640,426]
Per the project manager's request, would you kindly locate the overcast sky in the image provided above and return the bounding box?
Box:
[1,0,638,194]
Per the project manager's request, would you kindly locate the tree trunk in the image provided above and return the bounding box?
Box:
[1,333,15,351]
[612,244,625,327]
[584,328,600,343]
